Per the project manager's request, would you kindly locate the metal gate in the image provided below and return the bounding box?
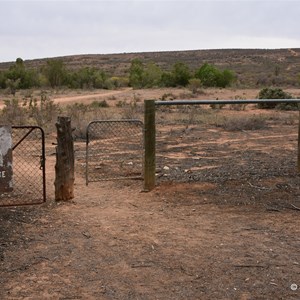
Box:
[0,126,46,207]
[86,120,144,184]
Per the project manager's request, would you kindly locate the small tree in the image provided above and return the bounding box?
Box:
[142,62,162,87]
[218,69,235,88]
[5,78,20,96]
[4,58,39,89]
[171,62,191,86]
[43,59,67,88]
[0,71,6,88]
[129,59,144,88]
[195,63,220,87]
[161,71,175,87]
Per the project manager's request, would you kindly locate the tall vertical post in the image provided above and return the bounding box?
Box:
[55,116,75,201]
[144,100,156,191]
[298,110,300,172]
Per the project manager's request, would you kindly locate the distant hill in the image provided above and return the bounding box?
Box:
[1,48,300,87]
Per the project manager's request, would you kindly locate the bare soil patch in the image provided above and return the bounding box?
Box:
[1,90,300,299]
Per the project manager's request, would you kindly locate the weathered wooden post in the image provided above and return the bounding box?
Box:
[144,100,156,191]
[55,116,75,201]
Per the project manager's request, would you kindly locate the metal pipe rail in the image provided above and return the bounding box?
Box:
[155,99,300,106]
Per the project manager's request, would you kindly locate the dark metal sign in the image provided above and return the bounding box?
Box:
[0,126,13,192]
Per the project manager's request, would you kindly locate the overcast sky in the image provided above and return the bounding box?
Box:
[1,0,300,62]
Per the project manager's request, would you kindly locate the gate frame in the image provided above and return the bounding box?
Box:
[85,119,144,185]
[4,125,46,206]
[144,98,300,191]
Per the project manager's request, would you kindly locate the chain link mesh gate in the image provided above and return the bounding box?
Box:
[86,120,144,184]
[0,126,46,207]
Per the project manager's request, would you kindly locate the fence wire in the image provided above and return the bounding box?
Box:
[0,126,45,206]
[86,120,144,184]
[155,104,299,185]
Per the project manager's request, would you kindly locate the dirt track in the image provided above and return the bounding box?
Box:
[52,88,133,106]
[0,178,299,299]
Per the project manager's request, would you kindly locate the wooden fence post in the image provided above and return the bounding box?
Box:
[144,100,156,191]
[55,116,75,201]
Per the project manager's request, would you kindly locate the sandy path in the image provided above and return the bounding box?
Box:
[52,88,133,105]
[0,88,133,109]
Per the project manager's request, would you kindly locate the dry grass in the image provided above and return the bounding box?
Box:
[219,115,267,131]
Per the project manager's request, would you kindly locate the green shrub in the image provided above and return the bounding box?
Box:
[171,62,191,86]
[89,100,109,108]
[129,59,144,88]
[257,88,296,109]
[195,63,235,88]
[161,72,175,87]
[161,93,176,101]
[107,76,129,88]
[142,63,163,87]
[188,78,202,94]
[43,59,67,88]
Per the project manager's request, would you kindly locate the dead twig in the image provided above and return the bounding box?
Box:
[264,205,281,212]
[234,264,266,268]
[82,231,91,239]
[289,203,300,211]
[131,262,153,268]
[248,182,271,190]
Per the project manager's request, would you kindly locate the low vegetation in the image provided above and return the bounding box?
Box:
[2,49,300,88]
[0,52,299,136]
[0,85,298,135]
[0,57,235,94]
[2,49,300,98]
[220,115,267,131]
[257,87,299,110]
[0,92,60,132]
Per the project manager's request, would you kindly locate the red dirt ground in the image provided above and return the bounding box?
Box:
[0,90,300,299]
